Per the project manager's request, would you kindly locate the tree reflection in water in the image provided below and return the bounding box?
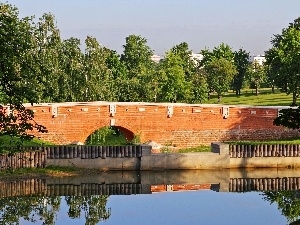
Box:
[0,195,110,225]
[65,196,111,224]
[262,190,300,224]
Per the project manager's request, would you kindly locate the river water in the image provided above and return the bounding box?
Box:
[1,168,299,225]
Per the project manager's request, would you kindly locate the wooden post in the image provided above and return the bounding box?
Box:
[98,146,102,158]
[81,146,86,159]
[106,146,110,157]
[68,146,73,159]
[109,146,113,157]
[128,146,133,157]
[117,146,121,158]
[88,145,92,159]
[136,145,142,157]
[102,146,106,159]
[91,146,96,159]
[132,145,137,157]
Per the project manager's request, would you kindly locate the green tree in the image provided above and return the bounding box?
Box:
[205,58,237,102]
[31,12,63,103]
[170,42,196,79]
[265,17,300,106]
[200,43,237,101]
[189,67,209,103]
[120,34,155,101]
[273,106,300,130]
[158,51,191,102]
[246,61,266,96]
[59,37,85,102]
[0,3,47,142]
[121,34,154,79]
[233,49,250,95]
[84,36,115,101]
[104,49,127,101]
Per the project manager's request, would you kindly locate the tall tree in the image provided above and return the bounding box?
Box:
[120,34,154,79]
[189,67,208,103]
[205,58,237,102]
[0,3,47,142]
[246,61,266,96]
[59,38,85,102]
[233,49,250,95]
[200,43,237,102]
[170,42,196,79]
[84,36,115,101]
[265,17,300,106]
[104,49,127,101]
[120,34,155,101]
[158,51,191,102]
[32,13,62,102]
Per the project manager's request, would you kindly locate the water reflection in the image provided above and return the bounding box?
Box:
[0,168,300,224]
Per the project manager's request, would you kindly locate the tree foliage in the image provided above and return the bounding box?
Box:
[265,17,300,106]
[246,61,266,96]
[263,190,300,223]
[200,43,237,102]
[233,49,250,95]
[0,195,110,225]
[273,106,300,130]
[0,3,47,143]
[159,51,191,102]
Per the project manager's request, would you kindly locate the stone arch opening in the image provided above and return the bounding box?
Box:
[85,126,135,145]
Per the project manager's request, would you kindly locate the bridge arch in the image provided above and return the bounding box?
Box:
[84,126,135,143]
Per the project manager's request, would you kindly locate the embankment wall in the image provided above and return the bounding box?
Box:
[2,143,300,171]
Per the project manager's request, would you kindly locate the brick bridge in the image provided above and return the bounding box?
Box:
[24,102,298,148]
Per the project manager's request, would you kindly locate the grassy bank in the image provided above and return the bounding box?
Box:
[205,88,292,106]
[0,166,107,180]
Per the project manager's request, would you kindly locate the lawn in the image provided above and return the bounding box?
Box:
[204,88,293,106]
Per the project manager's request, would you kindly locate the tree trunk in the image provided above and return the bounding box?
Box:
[207,92,210,100]
[292,91,297,106]
[218,93,222,103]
[255,87,258,96]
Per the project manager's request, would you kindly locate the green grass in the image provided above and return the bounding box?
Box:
[0,135,53,146]
[86,133,128,146]
[178,145,211,153]
[0,165,100,179]
[226,138,300,145]
[203,88,293,106]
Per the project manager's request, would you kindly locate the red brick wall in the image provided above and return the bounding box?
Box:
[24,102,299,148]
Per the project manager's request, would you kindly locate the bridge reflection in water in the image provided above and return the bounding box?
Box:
[1,168,300,197]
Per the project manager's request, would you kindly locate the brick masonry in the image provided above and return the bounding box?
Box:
[23,102,299,148]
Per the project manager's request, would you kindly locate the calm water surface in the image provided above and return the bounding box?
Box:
[1,169,299,225]
[17,191,285,225]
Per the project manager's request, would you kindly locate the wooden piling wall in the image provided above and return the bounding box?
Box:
[229,144,300,158]
[0,145,143,171]
[229,177,300,192]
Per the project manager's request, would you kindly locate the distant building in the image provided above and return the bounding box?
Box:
[190,53,203,66]
[249,55,266,66]
[151,55,162,63]
[151,53,203,64]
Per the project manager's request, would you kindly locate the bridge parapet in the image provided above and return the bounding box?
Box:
[18,101,299,147]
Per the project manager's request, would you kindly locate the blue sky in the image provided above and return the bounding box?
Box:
[5,0,300,55]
